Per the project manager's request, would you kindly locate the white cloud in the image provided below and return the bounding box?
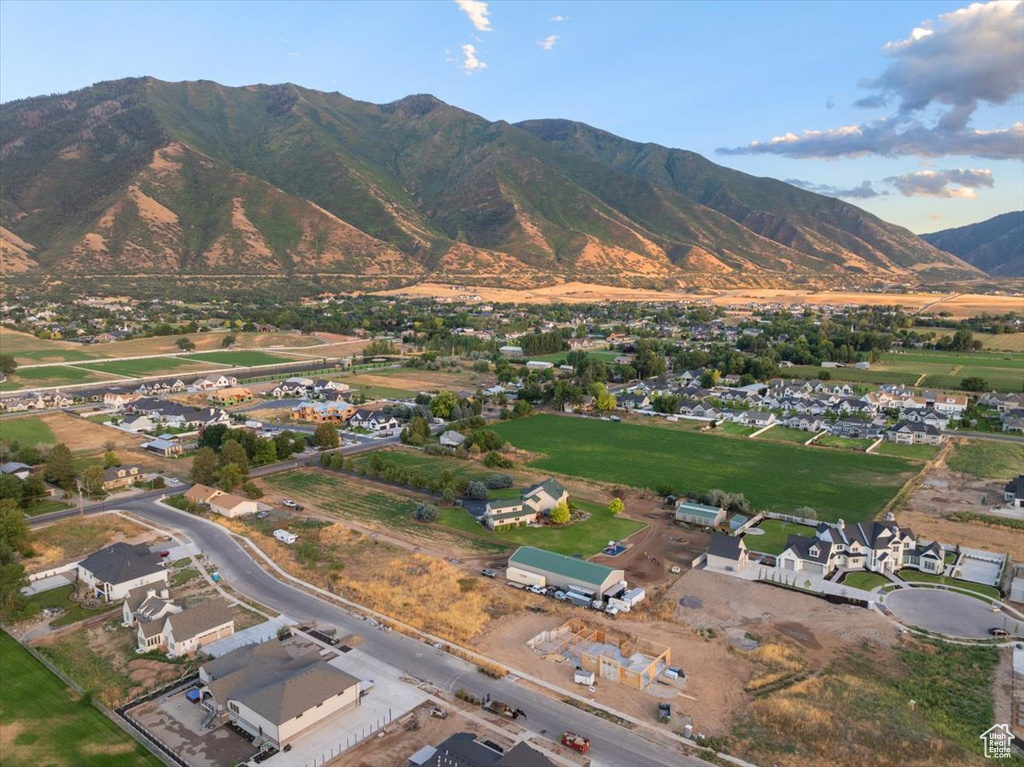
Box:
[455,0,492,32]
[537,35,558,51]
[785,179,883,199]
[720,1,1024,160]
[886,168,995,197]
[460,43,488,74]
[550,15,570,22]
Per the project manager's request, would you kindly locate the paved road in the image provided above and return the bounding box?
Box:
[884,588,1008,639]
[101,497,699,767]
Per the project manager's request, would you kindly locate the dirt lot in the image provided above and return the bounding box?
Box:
[42,412,190,476]
[375,282,1021,317]
[346,367,492,394]
[473,568,899,737]
[898,462,1020,558]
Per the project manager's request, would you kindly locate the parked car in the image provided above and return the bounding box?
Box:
[282,499,298,508]
[481,569,497,578]
[989,627,1009,637]
[554,590,567,600]
[670,565,682,574]
[157,551,170,558]
[429,706,448,719]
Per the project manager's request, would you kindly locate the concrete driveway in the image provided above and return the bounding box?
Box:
[884,588,1007,639]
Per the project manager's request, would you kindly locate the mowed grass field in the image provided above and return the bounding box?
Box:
[527,349,623,364]
[0,416,56,445]
[493,415,917,522]
[184,350,297,366]
[1,365,119,391]
[80,356,217,377]
[744,519,818,555]
[0,631,161,767]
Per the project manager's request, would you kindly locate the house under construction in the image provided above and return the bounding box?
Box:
[528,619,671,690]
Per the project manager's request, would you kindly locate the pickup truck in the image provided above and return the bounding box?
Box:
[561,732,590,754]
[485,700,525,720]
[481,569,497,578]
[657,702,671,722]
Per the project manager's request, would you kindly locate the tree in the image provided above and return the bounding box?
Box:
[0,354,16,377]
[220,440,250,474]
[465,481,488,500]
[655,483,675,498]
[0,544,28,622]
[0,499,29,553]
[0,475,23,505]
[472,430,503,452]
[960,376,988,392]
[700,369,721,389]
[312,423,340,449]
[413,503,439,523]
[608,498,625,516]
[218,463,245,492]
[43,443,76,491]
[401,415,431,446]
[485,473,514,489]
[81,465,106,497]
[190,447,220,485]
[21,474,46,507]
[221,333,237,348]
[103,451,121,469]
[242,481,264,499]
[176,337,195,351]
[591,383,617,412]
[429,391,459,419]
[441,485,457,503]
[253,438,277,465]
[549,502,571,525]
[794,506,818,520]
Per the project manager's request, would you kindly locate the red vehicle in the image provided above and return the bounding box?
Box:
[561,732,590,754]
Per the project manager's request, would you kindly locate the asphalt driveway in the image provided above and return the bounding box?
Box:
[884,588,1006,638]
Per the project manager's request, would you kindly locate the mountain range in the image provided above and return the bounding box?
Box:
[0,77,983,287]
[921,212,1023,278]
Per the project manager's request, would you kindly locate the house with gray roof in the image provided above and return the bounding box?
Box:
[77,542,168,602]
[410,732,556,767]
[199,637,361,751]
[482,478,568,530]
[705,533,749,572]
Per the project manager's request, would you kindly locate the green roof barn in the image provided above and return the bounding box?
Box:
[507,546,625,597]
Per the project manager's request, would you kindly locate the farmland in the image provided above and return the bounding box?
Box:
[1,365,118,390]
[492,415,917,521]
[527,349,623,364]
[0,630,161,767]
[790,348,1024,392]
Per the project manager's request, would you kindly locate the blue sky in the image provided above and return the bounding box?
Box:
[1,0,1020,233]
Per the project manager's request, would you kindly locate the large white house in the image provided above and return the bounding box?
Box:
[482,478,568,530]
[77,542,168,602]
[777,517,945,578]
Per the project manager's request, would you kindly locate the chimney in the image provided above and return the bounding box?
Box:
[836,519,845,529]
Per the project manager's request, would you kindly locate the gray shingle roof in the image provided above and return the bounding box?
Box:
[78,543,164,586]
[166,598,231,642]
[708,533,744,560]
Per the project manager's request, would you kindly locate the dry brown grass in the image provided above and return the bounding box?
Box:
[221,517,529,644]
[29,515,156,573]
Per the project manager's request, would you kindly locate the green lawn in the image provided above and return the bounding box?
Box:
[183,350,295,366]
[744,519,818,555]
[896,569,1001,599]
[714,422,759,437]
[14,348,99,363]
[946,440,1024,479]
[0,631,161,767]
[816,435,874,451]
[756,426,817,444]
[81,356,215,377]
[787,364,922,387]
[20,584,116,627]
[0,417,56,445]
[841,572,890,591]
[438,499,645,557]
[527,350,622,364]
[23,498,74,517]
[3,365,115,389]
[492,415,916,522]
[871,442,940,461]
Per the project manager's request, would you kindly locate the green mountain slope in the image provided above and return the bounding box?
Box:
[920,212,1024,278]
[0,78,981,286]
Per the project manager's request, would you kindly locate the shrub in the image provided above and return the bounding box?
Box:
[485,473,514,489]
[550,502,571,525]
[242,481,264,499]
[483,452,513,469]
[413,503,439,523]
[655,483,675,497]
[464,481,488,500]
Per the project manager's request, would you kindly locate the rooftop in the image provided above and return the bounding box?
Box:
[509,546,620,587]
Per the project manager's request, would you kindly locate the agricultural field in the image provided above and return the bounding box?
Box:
[493,415,917,522]
[744,519,818,555]
[438,498,645,557]
[0,630,161,767]
[183,350,297,366]
[527,349,622,364]
[786,365,920,387]
[946,440,1024,479]
[80,356,217,377]
[0,416,56,445]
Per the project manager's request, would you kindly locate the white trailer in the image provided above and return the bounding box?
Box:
[574,669,595,685]
[273,529,298,545]
[622,587,646,607]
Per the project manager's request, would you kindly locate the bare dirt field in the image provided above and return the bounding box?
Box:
[474,567,899,737]
[29,513,159,573]
[898,463,1020,557]
[347,368,494,394]
[375,282,1020,317]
